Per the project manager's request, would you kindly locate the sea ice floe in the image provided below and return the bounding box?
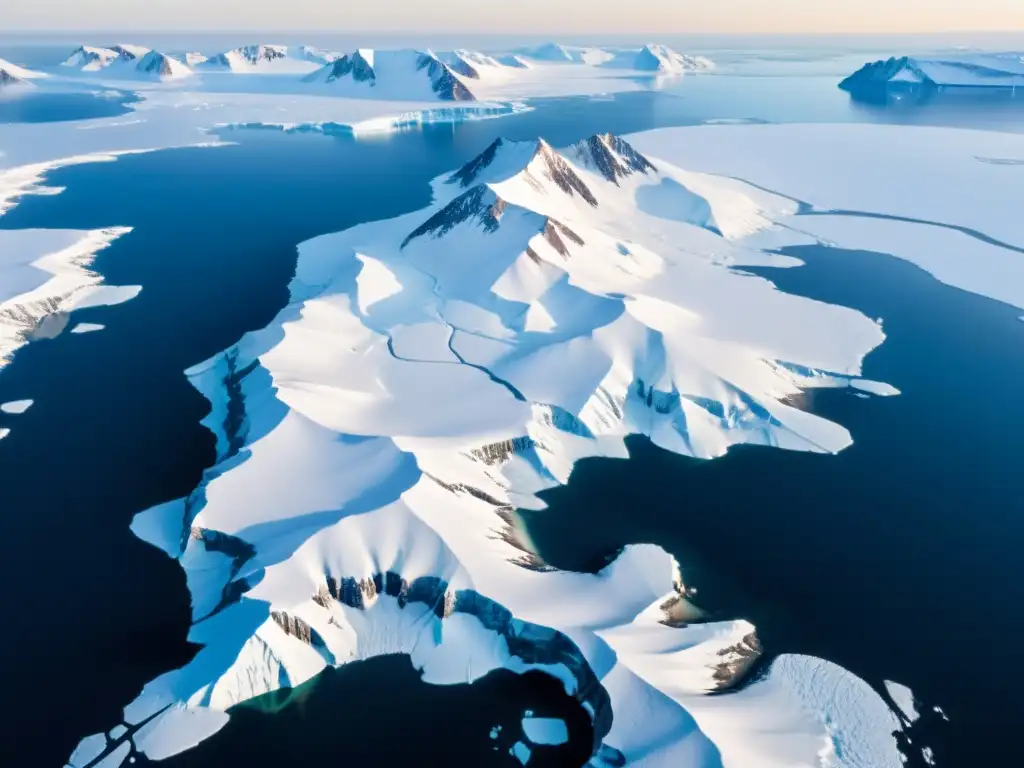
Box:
[522,716,569,746]
[0,399,33,414]
[0,227,136,371]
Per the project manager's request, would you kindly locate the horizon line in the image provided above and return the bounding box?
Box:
[3,28,1024,37]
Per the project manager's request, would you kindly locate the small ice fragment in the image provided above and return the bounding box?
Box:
[489,725,502,740]
[1,399,33,414]
[852,379,900,397]
[95,742,130,768]
[510,741,532,765]
[72,322,106,334]
[110,725,127,739]
[522,716,569,746]
[0,428,10,441]
[884,680,920,723]
[68,733,106,767]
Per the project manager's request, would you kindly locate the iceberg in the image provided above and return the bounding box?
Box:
[220,102,529,138]
[840,53,1024,95]
[0,399,33,414]
[71,134,905,767]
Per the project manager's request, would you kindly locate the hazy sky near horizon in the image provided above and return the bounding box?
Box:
[6,0,1023,34]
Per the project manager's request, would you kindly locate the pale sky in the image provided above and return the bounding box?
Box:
[6,0,1024,34]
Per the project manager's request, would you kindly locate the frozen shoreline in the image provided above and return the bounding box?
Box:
[69,131,909,768]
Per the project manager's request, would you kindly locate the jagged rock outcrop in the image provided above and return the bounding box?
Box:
[401,185,508,246]
[570,133,656,184]
[317,50,376,84]
[0,69,26,87]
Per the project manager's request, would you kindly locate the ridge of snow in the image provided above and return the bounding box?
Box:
[69,134,904,768]
[294,45,342,65]
[199,44,320,74]
[61,46,120,71]
[110,44,151,61]
[0,57,47,82]
[520,43,615,66]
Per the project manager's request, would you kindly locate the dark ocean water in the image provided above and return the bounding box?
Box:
[0,89,138,123]
[525,242,1024,767]
[0,82,1021,767]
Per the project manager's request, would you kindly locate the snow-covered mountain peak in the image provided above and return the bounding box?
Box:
[401,185,509,247]
[570,133,657,184]
[235,44,288,65]
[199,44,292,71]
[305,48,476,101]
[414,50,476,100]
[636,44,715,74]
[110,44,150,61]
[62,46,119,71]
[311,50,376,84]
[0,57,44,86]
[400,181,587,268]
[295,45,341,65]
[445,134,655,207]
[135,51,193,80]
[522,42,613,65]
[0,68,26,88]
[61,44,154,72]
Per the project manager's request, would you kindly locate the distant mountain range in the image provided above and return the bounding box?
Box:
[53,41,716,95]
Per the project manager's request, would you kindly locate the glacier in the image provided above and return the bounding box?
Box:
[68,133,907,768]
[841,53,1024,94]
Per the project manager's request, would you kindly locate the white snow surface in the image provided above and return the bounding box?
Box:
[629,124,1024,313]
[72,135,905,767]
[0,228,136,370]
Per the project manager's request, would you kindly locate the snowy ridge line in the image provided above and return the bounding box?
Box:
[71,133,907,767]
[0,227,137,376]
